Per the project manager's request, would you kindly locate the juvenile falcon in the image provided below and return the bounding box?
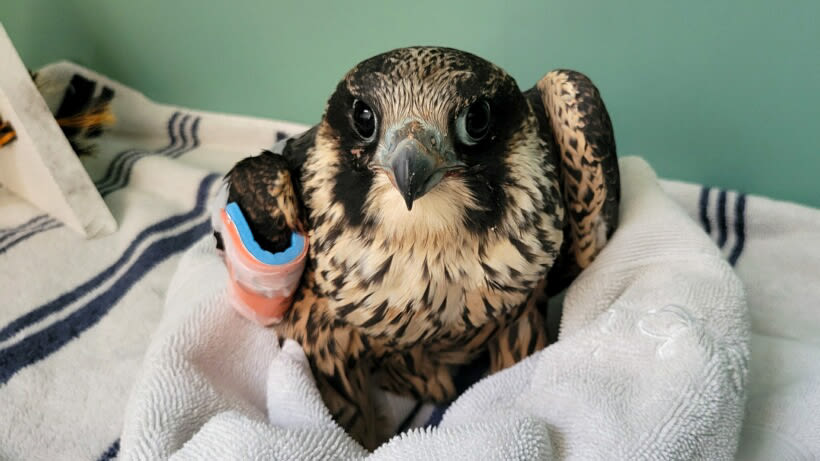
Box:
[217,47,620,449]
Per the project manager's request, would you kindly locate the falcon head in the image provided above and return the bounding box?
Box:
[311,47,555,244]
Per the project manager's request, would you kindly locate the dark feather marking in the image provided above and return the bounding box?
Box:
[583,187,595,204]
[422,281,432,304]
[510,237,536,263]
[324,224,344,246]
[483,297,495,316]
[526,321,539,354]
[362,301,389,328]
[461,308,475,329]
[437,297,447,314]
[337,303,357,318]
[305,308,317,334]
[290,306,302,325]
[389,310,405,325]
[394,320,409,338]
[402,352,415,371]
[369,255,393,284]
[506,321,520,352]
[345,355,358,374]
[481,262,499,279]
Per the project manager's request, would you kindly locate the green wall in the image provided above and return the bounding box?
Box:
[2,0,818,207]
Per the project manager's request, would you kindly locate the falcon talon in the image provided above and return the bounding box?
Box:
[216,202,308,326]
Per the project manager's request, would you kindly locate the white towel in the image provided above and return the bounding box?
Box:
[661,180,820,460]
[0,62,303,460]
[118,157,749,460]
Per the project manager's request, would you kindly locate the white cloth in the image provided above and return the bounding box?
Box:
[2,62,819,460]
[662,180,820,459]
[0,62,303,461]
[119,157,749,460]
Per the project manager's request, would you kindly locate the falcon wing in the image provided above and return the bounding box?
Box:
[526,70,620,294]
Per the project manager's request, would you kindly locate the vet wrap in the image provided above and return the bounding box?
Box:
[218,202,308,325]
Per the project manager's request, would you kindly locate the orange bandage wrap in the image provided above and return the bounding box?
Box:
[218,203,308,326]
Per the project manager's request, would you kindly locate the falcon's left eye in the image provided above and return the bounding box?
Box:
[351,99,377,141]
[456,100,491,146]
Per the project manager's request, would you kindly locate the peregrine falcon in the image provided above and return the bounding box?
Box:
[219,47,619,449]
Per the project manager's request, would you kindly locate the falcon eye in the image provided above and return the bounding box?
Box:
[351,99,377,141]
[456,100,491,145]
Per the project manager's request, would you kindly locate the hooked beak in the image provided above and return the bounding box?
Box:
[377,119,462,210]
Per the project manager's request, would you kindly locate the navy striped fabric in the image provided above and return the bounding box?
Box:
[698,186,747,266]
[96,112,202,196]
[0,111,202,256]
[0,215,50,242]
[728,194,747,266]
[0,173,218,385]
[716,189,729,249]
[0,219,62,256]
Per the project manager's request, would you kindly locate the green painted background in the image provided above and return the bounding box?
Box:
[2,0,818,207]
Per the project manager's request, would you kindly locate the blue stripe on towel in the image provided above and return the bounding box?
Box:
[0,174,218,345]
[0,220,63,256]
[96,439,119,461]
[0,216,58,252]
[728,194,747,266]
[99,114,201,195]
[0,219,213,385]
[94,112,181,192]
[700,187,747,265]
[97,115,188,195]
[0,215,50,241]
[698,186,712,236]
[716,189,728,249]
[172,117,201,157]
[99,113,202,196]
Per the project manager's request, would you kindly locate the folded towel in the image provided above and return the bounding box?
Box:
[119,157,750,460]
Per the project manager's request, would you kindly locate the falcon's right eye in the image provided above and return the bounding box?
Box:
[351,99,377,141]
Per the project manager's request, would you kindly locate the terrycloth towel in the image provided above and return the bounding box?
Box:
[663,181,820,460]
[2,61,820,460]
[118,157,750,460]
[0,62,303,460]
